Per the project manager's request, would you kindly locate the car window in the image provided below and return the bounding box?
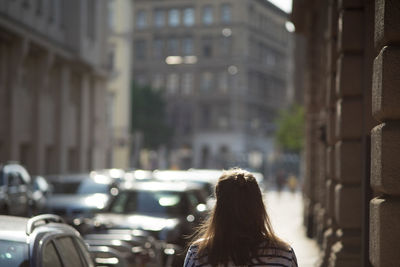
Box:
[56,237,84,267]
[110,190,186,216]
[9,173,19,187]
[0,240,29,267]
[0,170,4,186]
[16,173,26,186]
[51,181,81,194]
[187,191,200,209]
[77,179,109,194]
[42,241,62,267]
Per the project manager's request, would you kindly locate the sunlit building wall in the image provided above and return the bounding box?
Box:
[132,0,292,171]
[106,0,134,169]
[0,0,110,174]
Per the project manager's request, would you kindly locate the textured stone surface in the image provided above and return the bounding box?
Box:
[335,98,363,139]
[335,140,362,184]
[336,54,363,96]
[337,10,364,53]
[372,46,400,121]
[375,0,400,48]
[371,122,400,195]
[370,198,400,266]
[334,184,362,228]
[326,109,337,146]
[337,0,363,9]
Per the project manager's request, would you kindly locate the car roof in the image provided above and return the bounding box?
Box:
[0,215,79,243]
[0,216,30,242]
[121,180,204,192]
[153,169,220,184]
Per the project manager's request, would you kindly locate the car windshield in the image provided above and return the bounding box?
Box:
[77,179,109,194]
[0,240,29,267]
[51,179,109,195]
[109,190,187,217]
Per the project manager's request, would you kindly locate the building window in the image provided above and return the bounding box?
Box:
[152,39,164,59]
[134,40,147,60]
[221,4,232,23]
[183,8,195,26]
[136,10,147,29]
[182,38,194,55]
[182,73,194,95]
[201,72,213,91]
[202,38,213,57]
[202,6,213,25]
[167,38,179,56]
[168,9,180,27]
[166,73,179,94]
[154,9,165,28]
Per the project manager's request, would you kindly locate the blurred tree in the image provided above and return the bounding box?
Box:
[275,104,305,153]
[131,82,172,149]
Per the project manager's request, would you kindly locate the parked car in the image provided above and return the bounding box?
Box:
[45,173,120,223]
[84,232,161,267]
[89,245,128,267]
[31,175,51,215]
[0,214,94,267]
[89,181,208,266]
[0,162,33,216]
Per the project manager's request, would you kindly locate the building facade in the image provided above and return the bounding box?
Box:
[106,0,134,169]
[132,0,292,171]
[292,0,400,266]
[0,0,111,175]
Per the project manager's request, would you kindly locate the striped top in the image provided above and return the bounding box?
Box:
[183,242,298,267]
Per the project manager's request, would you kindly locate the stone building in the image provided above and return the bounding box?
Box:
[106,0,134,169]
[292,0,400,266]
[132,0,292,170]
[0,0,111,174]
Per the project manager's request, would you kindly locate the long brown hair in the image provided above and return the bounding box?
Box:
[190,168,288,266]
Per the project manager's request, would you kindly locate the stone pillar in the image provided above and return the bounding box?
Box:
[370,0,400,266]
[79,74,90,172]
[7,38,29,161]
[320,1,340,265]
[56,64,70,173]
[328,1,365,266]
[32,50,53,174]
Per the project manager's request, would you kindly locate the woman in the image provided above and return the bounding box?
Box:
[184,168,298,267]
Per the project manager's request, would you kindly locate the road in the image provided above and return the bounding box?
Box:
[264,190,320,267]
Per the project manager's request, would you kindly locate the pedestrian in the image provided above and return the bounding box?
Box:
[287,174,298,194]
[184,168,298,267]
[276,169,286,194]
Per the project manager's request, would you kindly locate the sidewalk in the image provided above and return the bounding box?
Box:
[264,190,320,267]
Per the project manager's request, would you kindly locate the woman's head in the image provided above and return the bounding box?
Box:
[192,168,287,266]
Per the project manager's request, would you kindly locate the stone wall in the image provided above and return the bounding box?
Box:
[292,0,379,266]
[370,0,400,266]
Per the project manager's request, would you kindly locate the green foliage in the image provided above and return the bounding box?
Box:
[275,104,305,152]
[130,82,172,149]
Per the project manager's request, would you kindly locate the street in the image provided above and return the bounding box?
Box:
[265,190,320,267]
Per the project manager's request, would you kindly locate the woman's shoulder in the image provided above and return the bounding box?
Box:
[254,242,298,266]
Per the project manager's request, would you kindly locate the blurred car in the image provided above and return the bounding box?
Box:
[45,173,120,223]
[31,175,51,215]
[90,181,209,266]
[84,231,161,267]
[0,214,94,267]
[0,162,33,216]
[153,170,216,207]
[89,245,128,267]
